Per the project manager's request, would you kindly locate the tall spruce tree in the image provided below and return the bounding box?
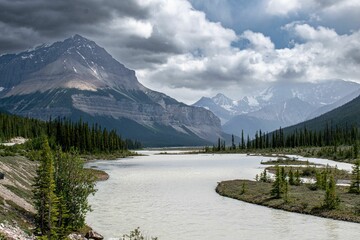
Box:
[54,148,96,230]
[33,138,59,238]
[294,169,301,186]
[271,166,283,199]
[349,159,360,194]
[288,168,295,185]
[323,175,340,210]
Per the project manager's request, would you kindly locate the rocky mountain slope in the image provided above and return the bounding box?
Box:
[0,35,221,146]
[0,155,36,239]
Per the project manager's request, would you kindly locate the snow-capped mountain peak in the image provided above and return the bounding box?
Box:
[193,80,360,132]
[0,35,222,146]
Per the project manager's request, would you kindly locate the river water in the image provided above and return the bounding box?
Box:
[86,151,360,240]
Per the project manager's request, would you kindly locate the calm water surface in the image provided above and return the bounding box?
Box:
[86,151,360,239]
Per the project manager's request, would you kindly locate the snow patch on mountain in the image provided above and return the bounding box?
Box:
[193,80,360,137]
[64,81,97,91]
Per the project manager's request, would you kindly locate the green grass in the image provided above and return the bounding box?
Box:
[265,165,352,181]
[205,146,359,164]
[260,157,316,165]
[3,184,33,200]
[216,180,360,223]
[0,199,35,231]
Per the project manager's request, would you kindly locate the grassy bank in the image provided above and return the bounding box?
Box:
[84,168,109,181]
[216,180,360,223]
[204,146,359,164]
[80,149,139,161]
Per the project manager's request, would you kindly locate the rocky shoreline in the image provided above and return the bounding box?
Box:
[0,155,107,240]
[0,222,35,240]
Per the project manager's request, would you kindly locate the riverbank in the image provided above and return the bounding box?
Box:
[0,146,114,239]
[84,168,109,181]
[216,179,360,223]
[203,147,358,164]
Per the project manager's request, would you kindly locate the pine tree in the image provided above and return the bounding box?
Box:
[294,169,301,186]
[54,149,96,230]
[354,142,359,159]
[33,138,59,238]
[260,169,269,183]
[240,182,246,195]
[271,166,282,199]
[241,130,245,149]
[231,134,236,150]
[323,175,340,209]
[283,180,289,203]
[288,167,295,185]
[349,159,360,194]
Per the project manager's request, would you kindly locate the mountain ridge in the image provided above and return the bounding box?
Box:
[193,80,360,137]
[0,35,221,147]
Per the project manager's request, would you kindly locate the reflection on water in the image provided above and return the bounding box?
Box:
[86,152,359,240]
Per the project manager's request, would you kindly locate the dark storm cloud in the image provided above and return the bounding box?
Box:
[0,0,360,104]
[0,0,149,53]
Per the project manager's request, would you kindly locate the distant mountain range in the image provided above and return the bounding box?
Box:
[0,35,222,147]
[193,81,360,137]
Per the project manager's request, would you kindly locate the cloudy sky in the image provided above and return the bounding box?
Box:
[1,0,360,104]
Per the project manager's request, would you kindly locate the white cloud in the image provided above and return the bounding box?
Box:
[105,0,360,103]
[2,0,359,103]
[137,18,360,103]
[266,0,301,16]
[241,30,274,51]
[143,0,237,55]
[109,17,153,39]
[284,23,338,41]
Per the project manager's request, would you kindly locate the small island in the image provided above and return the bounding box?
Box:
[216,158,360,223]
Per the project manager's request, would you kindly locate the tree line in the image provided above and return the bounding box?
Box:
[0,113,142,152]
[211,123,360,154]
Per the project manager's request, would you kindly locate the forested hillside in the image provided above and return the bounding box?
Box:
[283,95,360,134]
[0,112,141,152]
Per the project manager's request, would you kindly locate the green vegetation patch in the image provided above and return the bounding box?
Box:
[261,157,316,166]
[0,199,34,231]
[83,168,109,181]
[3,184,33,200]
[265,165,352,181]
[216,180,360,223]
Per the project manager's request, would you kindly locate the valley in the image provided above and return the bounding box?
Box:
[1,2,360,238]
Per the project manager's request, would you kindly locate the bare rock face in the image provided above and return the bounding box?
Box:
[0,35,221,146]
[85,230,104,240]
[0,222,35,240]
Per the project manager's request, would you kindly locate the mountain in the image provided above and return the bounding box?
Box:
[252,80,360,108]
[222,115,281,138]
[193,94,237,124]
[283,94,360,134]
[194,81,360,122]
[0,35,221,147]
[246,97,317,126]
[194,80,360,137]
[222,97,317,137]
[307,88,360,120]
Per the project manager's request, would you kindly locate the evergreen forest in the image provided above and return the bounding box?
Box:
[0,112,142,153]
